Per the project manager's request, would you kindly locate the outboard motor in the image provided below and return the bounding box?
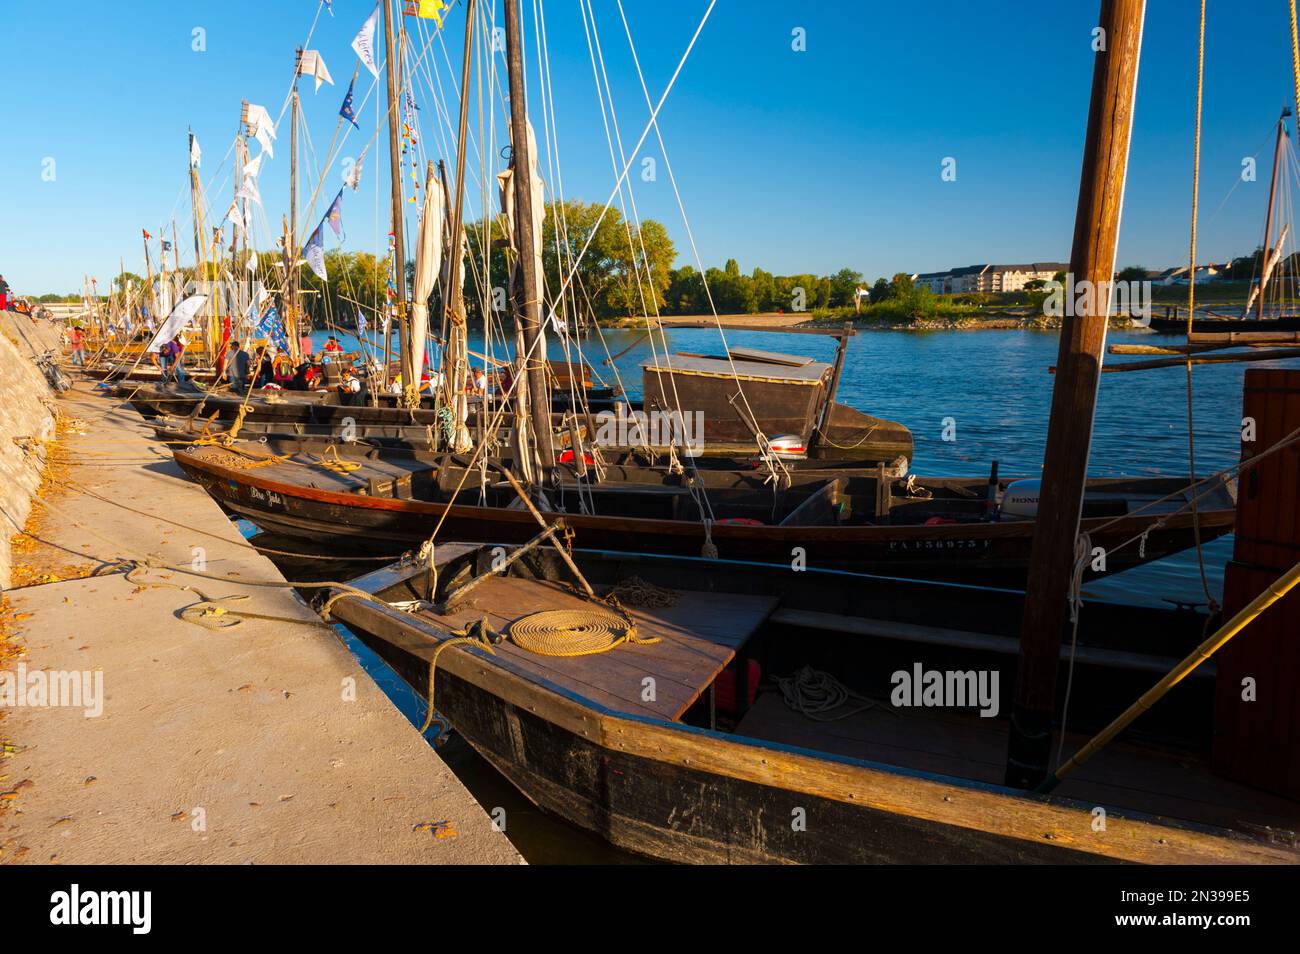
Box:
[999,478,1041,520]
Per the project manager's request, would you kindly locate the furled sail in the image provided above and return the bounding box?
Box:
[1243,223,1290,317]
[408,166,444,402]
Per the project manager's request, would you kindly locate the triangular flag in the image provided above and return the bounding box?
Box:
[246,103,276,159]
[190,135,201,168]
[303,224,328,281]
[339,79,360,129]
[243,152,263,182]
[351,5,380,78]
[344,154,364,191]
[325,189,345,240]
[298,50,334,93]
[236,176,262,208]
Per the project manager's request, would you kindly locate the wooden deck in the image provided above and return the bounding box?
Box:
[736,691,1300,841]
[190,443,433,495]
[418,576,778,721]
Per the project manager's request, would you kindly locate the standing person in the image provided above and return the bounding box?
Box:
[170,336,187,384]
[0,275,10,312]
[68,325,86,366]
[225,340,250,393]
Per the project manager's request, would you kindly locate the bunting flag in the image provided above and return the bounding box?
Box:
[415,0,449,26]
[357,312,368,335]
[297,50,334,92]
[189,135,202,169]
[344,153,364,191]
[339,79,359,129]
[351,5,380,78]
[243,152,264,181]
[162,240,172,252]
[143,229,152,241]
[325,189,345,239]
[236,175,262,208]
[246,103,276,158]
[304,224,328,282]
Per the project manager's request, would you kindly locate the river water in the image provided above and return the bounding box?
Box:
[290,325,1291,861]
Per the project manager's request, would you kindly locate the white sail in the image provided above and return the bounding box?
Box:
[146,294,207,353]
[1244,223,1290,317]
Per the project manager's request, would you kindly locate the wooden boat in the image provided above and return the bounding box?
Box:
[170,434,1235,586]
[124,337,916,468]
[322,544,1298,863]
[81,363,218,385]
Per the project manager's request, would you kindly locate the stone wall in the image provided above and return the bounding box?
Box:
[0,311,58,588]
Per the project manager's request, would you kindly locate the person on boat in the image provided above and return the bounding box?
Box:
[322,336,345,362]
[291,357,323,390]
[473,366,488,395]
[251,346,273,389]
[0,275,9,312]
[169,336,188,384]
[68,325,86,366]
[337,367,366,406]
[225,340,250,393]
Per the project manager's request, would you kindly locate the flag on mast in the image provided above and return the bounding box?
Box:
[297,50,334,92]
[189,134,201,168]
[339,79,360,129]
[303,224,328,282]
[351,5,380,78]
[245,103,276,158]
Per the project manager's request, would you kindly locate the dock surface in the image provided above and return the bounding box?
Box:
[0,383,522,864]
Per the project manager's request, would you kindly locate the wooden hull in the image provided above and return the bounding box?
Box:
[1147,315,1300,335]
[172,446,1235,586]
[326,557,1293,865]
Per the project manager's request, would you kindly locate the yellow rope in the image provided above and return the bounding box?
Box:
[1290,0,1300,120]
[417,618,497,736]
[508,609,659,657]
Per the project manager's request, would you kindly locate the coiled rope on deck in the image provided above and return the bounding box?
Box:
[777,665,893,722]
[508,609,659,657]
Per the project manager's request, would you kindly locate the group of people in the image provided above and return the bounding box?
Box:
[0,275,36,315]
[222,340,332,395]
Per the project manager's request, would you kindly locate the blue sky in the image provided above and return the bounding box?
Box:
[1,0,1295,294]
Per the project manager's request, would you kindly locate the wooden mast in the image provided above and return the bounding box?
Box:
[382,0,411,394]
[1005,0,1146,789]
[1257,107,1289,321]
[503,0,555,467]
[288,51,302,362]
[441,0,476,449]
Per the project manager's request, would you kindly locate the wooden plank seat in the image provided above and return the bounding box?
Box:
[418,575,778,721]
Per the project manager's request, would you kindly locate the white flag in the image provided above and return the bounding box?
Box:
[147,295,207,353]
[351,5,380,78]
[298,50,334,92]
[344,154,364,191]
[243,152,263,182]
[236,176,262,208]
[245,103,275,159]
[190,135,201,168]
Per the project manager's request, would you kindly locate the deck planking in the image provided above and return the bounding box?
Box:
[419,575,777,721]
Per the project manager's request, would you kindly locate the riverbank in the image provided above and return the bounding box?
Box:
[603,311,1144,332]
[1,376,521,864]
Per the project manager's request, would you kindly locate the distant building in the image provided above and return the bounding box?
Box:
[910,263,1069,295]
[1151,264,1224,285]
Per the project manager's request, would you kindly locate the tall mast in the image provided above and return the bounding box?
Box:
[142,229,155,324]
[288,51,302,362]
[1257,107,1289,321]
[1005,0,1146,789]
[441,0,476,450]
[382,0,411,393]
[503,0,555,467]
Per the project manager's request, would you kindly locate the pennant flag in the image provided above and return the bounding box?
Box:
[162,240,172,252]
[325,189,345,239]
[189,135,202,169]
[236,175,262,208]
[357,312,368,335]
[344,153,364,191]
[303,224,328,281]
[243,152,264,182]
[143,228,152,240]
[339,79,359,129]
[351,5,380,78]
[416,0,449,27]
[246,103,276,158]
[297,50,334,92]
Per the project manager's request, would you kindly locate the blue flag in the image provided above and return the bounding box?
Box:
[304,224,328,282]
[326,189,344,240]
[339,79,359,129]
[255,303,290,354]
[357,312,368,335]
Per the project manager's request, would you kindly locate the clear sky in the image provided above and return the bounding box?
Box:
[1,0,1295,294]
